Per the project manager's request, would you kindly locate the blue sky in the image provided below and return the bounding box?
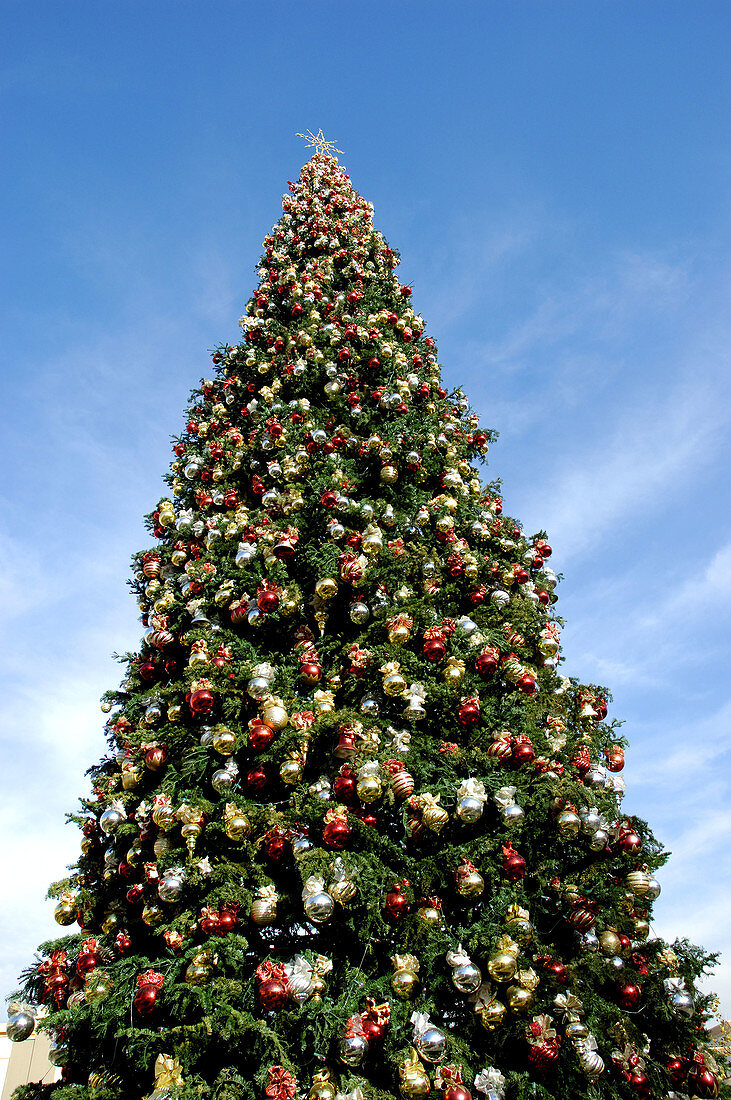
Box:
[2,1,730,1014]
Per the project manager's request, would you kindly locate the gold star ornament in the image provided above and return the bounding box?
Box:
[296,129,344,157]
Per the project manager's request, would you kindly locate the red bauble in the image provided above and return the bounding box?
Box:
[246,766,268,790]
[423,638,446,662]
[360,1018,385,1045]
[133,985,158,1015]
[607,746,625,772]
[126,883,144,905]
[514,566,529,584]
[502,845,527,882]
[357,809,378,828]
[512,736,535,765]
[689,1068,719,1098]
[189,686,215,715]
[468,586,487,607]
[139,659,157,682]
[249,720,276,750]
[475,649,498,676]
[258,977,288,1011]
[628,1070,651,1098]
[445,1088,472,1100]
[528,1040,560,1073]
[199,911,220,935]
[299,661,322,685]
[517,673,538,695]
[265,833,288,862]
[538,590,550,605]
[257,588,280,613]
[145,745,167,771]
[76,951,98,978]
[458,699,480,726]
[218,905,239,934]
[323,817,351,850]
[115,931,131,954]
[545,959,567,983]
[666,1057,688,1086]
[619,983,641,1008]
[618,829,642,853]
[618,933,632,955]
[385,883,411,919]
[333,768,357,802]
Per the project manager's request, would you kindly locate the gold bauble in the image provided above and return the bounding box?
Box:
[315,577,338,600]
[391,967,420,999]
[309,1074,337,1100]
[416,903,443,926]
[356,775,383,803]
[122,764,142,790]
[557,810,581,837]
[598,929,621,956]
[478,998,507,1029]
[383,671,407,696]
[261,701,288,730]
[633,918,650,940]
[142,903,164,927]
[54,898,77,926]
[85,970,113,1004]
[457,869,485,897]
[506,984,535,1013]
[443,660,465,686]
[185,960,212,986]
[153,836,170,859]
[626,870,650,896]
[380,465,399,484]
[389,624,411,645]
[224,804,251,840]
[80,837,93,855]
[167,704,183,722]
[212,726,236,755]
[101,912,120,934]
[487,952,518,983]
[280,758,304,785]
[251,893,277,926]
[506,917,533,944]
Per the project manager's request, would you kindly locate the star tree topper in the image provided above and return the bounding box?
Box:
[296,128,344,157]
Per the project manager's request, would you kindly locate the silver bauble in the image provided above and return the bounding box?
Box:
[589,828,609,851]
[670,990,694,1017]
[211,764,238,793]
[339,1032,368,1066]
[580,931,600,952]
[608,956,625,971]
[645,876,661,901]
[247,675,271,700]
[451,962,482,994]
[158,871,185,902]
[581,810,602,833]
[416,1025,447,1063]
[304,890,334,924]
[143,702,163,726]
[360,696,380,716]
[578,1048,604,1080]
[456,796,483,824]
[99,806,124,834]
[500,804,523,828]
[7,1011,35,1042]
[292,835,314,861]
[48,1040,69,1067]
[349,602,370,624]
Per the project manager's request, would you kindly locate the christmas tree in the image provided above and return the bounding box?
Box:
[8,139,729,1100]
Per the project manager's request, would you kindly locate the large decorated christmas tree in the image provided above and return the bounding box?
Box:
[8,137,729,1100]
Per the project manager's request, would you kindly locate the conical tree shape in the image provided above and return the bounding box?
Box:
[10,153,728,1100]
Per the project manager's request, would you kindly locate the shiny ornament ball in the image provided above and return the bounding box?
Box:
[599,930,621,956]
[557,810,581,837]
[488,951,518,983]
[54,898,77,926]
[99,806,124,834]
[626,870,650,896]
[456,796,483,824]
[185,960,212,986]
[456,868,485,897]
[158,871,185,902]
[416,1025,447,1063]
[261,701,288,730]
[391,967,419,998]
[7,1011,35,1042]
[451,961,482,994]
[304,890,334,924]
[338,1033,368,1066]
[507,984,535,1013]
[212,727,236,755]
[258,978,288,1011]
[383,671,407,697]
[357,775,382,803]
[212,766,237,794]
[619,983,641,1008]
[479,999,507,1029]
[669,989,694,1017]
[48,1040,69,1068]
